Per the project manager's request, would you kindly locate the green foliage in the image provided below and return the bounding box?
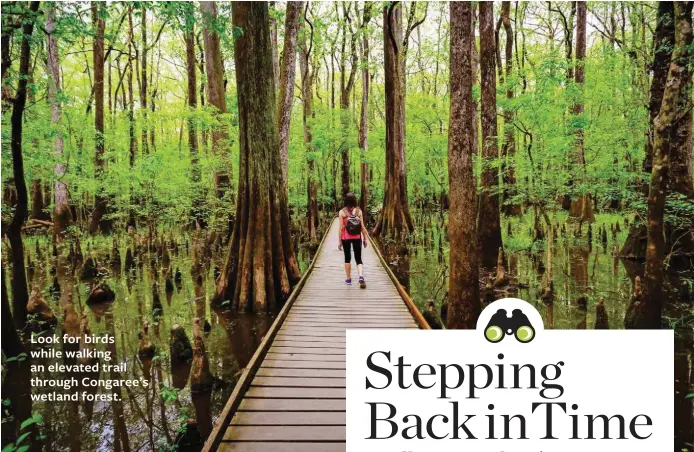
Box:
[1,2,671,235]
[160,385,180,404]
[4,353,28,363]
[1,414,43,452]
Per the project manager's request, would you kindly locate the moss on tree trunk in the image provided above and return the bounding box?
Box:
[626,2,693,329]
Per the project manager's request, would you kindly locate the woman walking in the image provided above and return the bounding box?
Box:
[338,193,367,288]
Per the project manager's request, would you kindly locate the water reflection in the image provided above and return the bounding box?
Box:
[2,227,324,451]
[405,217,692,331]
[392,213,693,451]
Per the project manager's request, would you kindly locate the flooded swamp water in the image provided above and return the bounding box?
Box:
[2,227,320,452]
[3,211,693,450]
[378,211,693,450]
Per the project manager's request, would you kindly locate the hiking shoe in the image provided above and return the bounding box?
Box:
[359,277,366,289]
[345,278,352,285]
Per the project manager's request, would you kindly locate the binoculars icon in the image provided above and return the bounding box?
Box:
[484,308,535,343]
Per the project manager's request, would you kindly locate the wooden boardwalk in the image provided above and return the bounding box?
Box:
[205,217,428,451]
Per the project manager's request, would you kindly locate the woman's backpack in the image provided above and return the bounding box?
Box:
[344,208,362,235]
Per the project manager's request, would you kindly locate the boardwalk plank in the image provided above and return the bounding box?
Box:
[269,346,347,355]
[291,307,410,313]
[219,442,346,452]
[237,398,345,411]
[283,321,415,328]
[231,412,345,425]
[254,368,345,378]
[261,360,345,369]
[272,340,346,348]
[264,353,345,361]
[245,387,345,399]
[216,218,420,451]
[223,425,345,441]
[252,376,346,387]
[286,315,414,322]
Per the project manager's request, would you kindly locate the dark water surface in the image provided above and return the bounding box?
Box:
[378,211,694,450]
[4,212,693,450]
[4,229,319,452]
[382,213,693,329]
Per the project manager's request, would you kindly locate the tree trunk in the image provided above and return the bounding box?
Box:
[270,2,280,92]
[104,312,131,452]
[565,3,576,81]
[663,1,694,258]
[359,4,372,217]
[6,1,40,330]
[124,7,137,230]
[89,2,111,234]
[46,4,72,236]
[30,179,48,221]
[127,7,136,169]
[186,25,203,226]
[645,17,674,145]
[670,5,694,199]
[622,2,694,260]
[201,1,232,198]
[300,13,319,243]
[622,3,675,259]
[277,1,304,185]
[373,2,414,238]
[448,2,481,330]
[500,1,520,215]
[140,4,149,155]
[472,18,479,155]
[568,1,594,222]
[626,2,693,329]
[2,265,39,450]
[108,49,112,118]
[214,2,301,313]
[560,2,576,210]
[198,34,207,109]
[338,3,359,198]
[477,1,503,267]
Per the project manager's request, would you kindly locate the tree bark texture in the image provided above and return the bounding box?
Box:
[447,2,481,330]
[140,4,149,155]
[89,2,111,234]
[622,2,694,260]
[270,2,280,91]
[644,2,676,179]
[299,14,319,243]
[7,1,40,329]
[45,4,72,235]
[201,1,232,198]
[569,1,595,222]
[277,1,304,185]
[669,3,694,200]
[186,25,203,226]
[339,3,359,198]
[359,4,372,217]
[373,2,414,238]
[477,1,503,267]
[214,2,301,313]
[500,1,520,215]
[626,2,693,329]
[2,265,39,450]
[127,7,137,170]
